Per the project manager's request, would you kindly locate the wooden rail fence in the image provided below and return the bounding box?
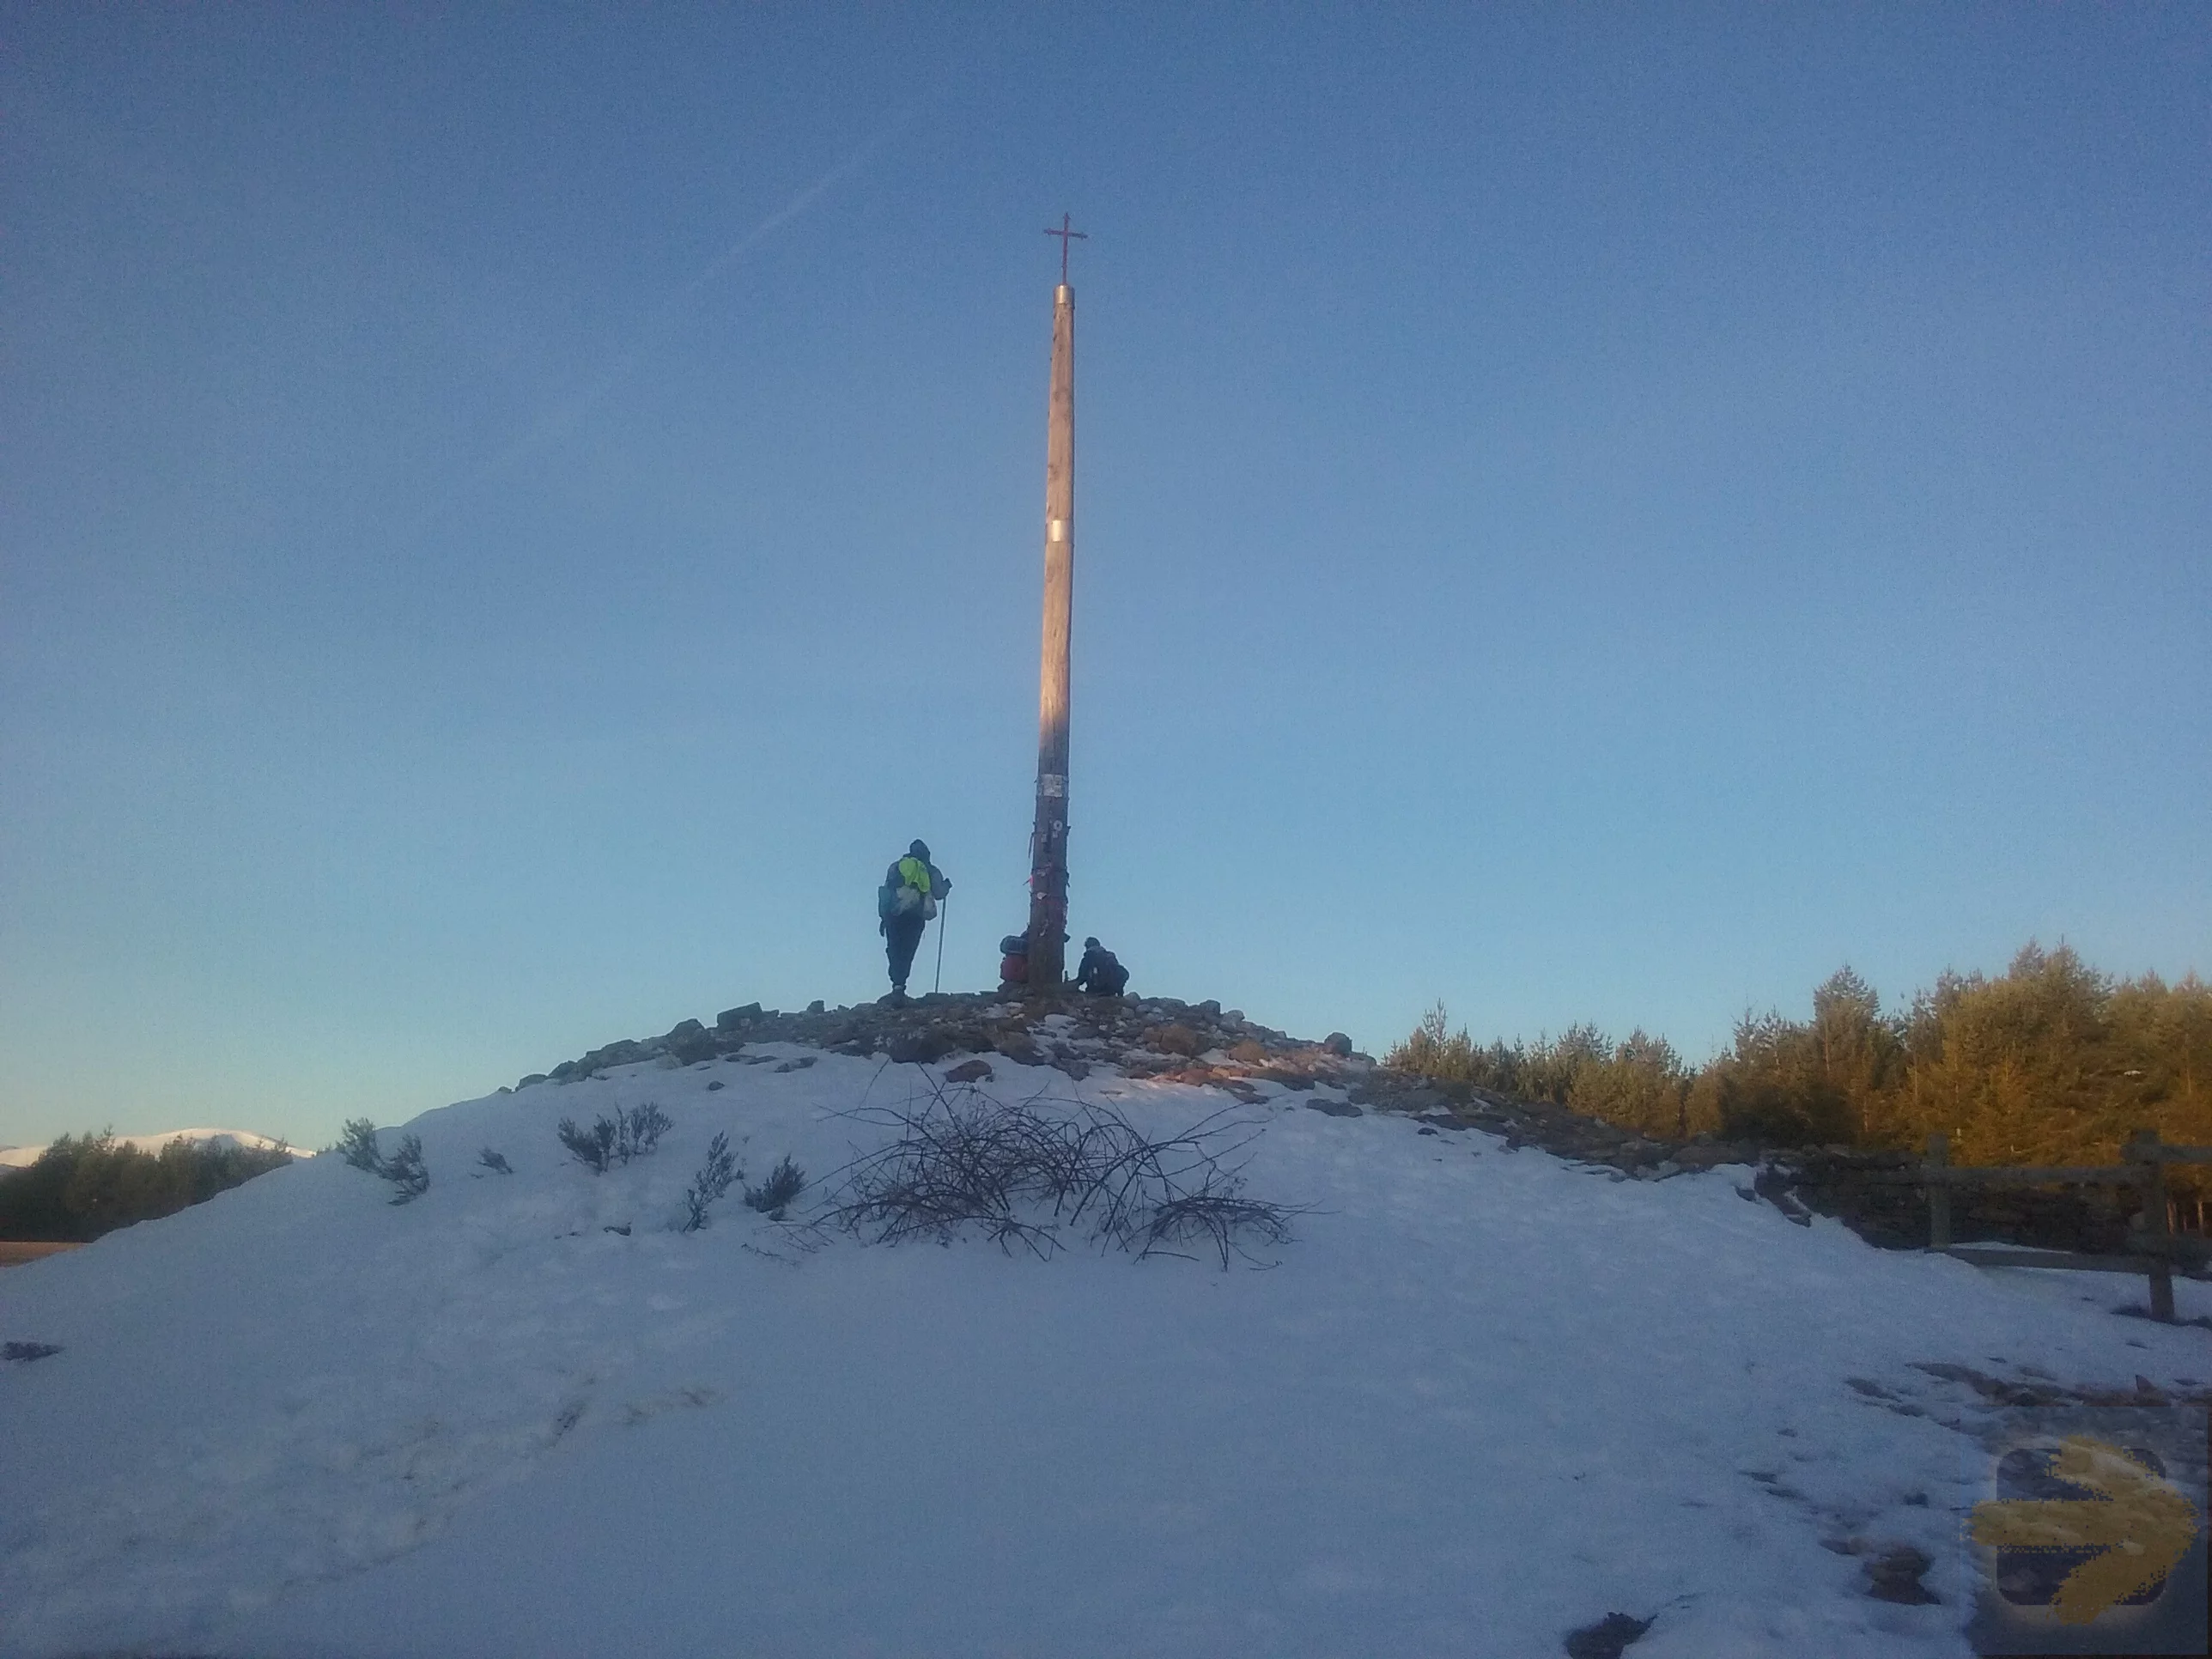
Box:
[1874,1130,2210,1322]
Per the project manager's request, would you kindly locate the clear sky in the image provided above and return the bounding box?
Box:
[3,3,2207,1151]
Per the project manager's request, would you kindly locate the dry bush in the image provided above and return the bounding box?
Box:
[681,1131,739,1231]
[336,1120,428,1205]
[821,1079,1300,1267]
[557,1103,673,1174]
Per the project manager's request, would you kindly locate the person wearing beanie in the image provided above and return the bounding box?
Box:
[1072,936,1128,997]
[875,839,950,1003]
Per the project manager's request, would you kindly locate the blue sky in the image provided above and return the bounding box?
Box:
[3,4,2206,1149]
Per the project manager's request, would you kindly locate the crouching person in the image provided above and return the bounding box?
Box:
[1073,937,1128,996]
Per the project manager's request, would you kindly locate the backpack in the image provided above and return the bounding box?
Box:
[892,856,938,920]
[878,873,935,921]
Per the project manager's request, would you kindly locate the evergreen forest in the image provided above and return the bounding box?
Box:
[1387,943,2212,1173]
[0,1133,295,1243]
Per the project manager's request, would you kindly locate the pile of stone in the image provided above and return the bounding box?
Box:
[522,992,1366,1099]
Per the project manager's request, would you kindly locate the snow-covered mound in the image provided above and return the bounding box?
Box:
[0,1127,301,1169]
[3,1019,2208,1658]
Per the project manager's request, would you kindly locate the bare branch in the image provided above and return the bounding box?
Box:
[819,1082,1304,1267]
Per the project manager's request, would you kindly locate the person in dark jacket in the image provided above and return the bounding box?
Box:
[877,840,949,1003]
[1073,937,1128,996]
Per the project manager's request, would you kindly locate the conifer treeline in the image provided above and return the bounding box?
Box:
[1387,944,2212,1169]
[0,1133,295,1242]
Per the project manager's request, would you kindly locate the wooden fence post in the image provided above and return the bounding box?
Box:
[2130,1129,2176,1323]
[1926,1133,1951,1252]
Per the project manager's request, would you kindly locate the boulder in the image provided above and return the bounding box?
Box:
[665,1019,716,1064]
[1863,1543,1937,1605]
[1151,1024,1202,1057]
[1564,1612,1654,1659]
[587,1039,647,1069]
[1322,1032,1353,1058]
[940,1024,992,1056]
[716,1003,763,1032]
[888,1030,956,1066]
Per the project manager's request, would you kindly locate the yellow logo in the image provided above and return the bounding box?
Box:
[1969,1435,2200,1625]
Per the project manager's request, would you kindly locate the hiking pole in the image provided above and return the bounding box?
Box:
[933,890,948,994]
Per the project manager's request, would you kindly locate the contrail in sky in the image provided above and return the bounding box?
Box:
[400,112,912,541]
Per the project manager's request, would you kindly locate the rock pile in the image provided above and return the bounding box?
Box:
[523,993,1367,1100]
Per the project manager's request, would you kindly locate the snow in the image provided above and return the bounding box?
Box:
[0,1127,305,1169]
[3,1042,2208,1657]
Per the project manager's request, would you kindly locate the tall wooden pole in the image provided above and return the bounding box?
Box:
[1025,260,1077,987]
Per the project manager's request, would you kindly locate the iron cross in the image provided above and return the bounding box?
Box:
[1044,213,1087,283]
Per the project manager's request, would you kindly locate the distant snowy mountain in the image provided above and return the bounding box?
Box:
[3,1005,2206,1658]
[0,1127,302,1169]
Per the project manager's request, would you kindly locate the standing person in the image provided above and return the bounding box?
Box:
[876,840,950,1004]
[1073,937,1128,996]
